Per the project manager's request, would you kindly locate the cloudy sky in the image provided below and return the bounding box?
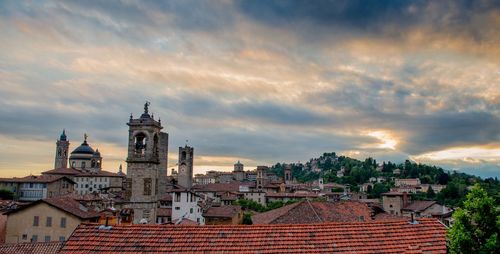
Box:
[0,0,499,178]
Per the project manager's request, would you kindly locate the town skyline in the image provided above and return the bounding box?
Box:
[0,0,499,178]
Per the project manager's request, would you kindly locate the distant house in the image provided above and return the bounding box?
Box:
[0,175,75,202]
[401,201,453,225]
[395,178,421,187]
[3,196,99,243]
[203,205,243,225]
[252,200,373,224]
[60,219,447,253]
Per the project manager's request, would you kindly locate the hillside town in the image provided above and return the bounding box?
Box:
[0,103,479,253]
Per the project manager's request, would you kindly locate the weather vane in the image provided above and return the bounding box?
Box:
[84,133,88,142]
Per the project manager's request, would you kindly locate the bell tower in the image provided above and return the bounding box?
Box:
[177,145,193,189]
[126,102,169,223]
[55,130,69,169]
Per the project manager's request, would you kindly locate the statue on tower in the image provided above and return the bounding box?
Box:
[144,101,150,114]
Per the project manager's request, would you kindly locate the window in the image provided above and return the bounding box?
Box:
[22,234,27,240]
[175,193,180,202]
[46,216,52,227]
[59,236,65,242]
[33,216,39,226]
[82,161,86,169]
[60,217,66,228]
[44,235,51,242]
[190,208,193,214]
[175,207,180,210]
[31,235,38,242]
[143,178,152,196]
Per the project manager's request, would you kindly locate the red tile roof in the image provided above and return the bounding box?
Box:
[4,196,99,220]
[42,168,123,177]
[0,241,63,254]
[43,196,100,219]
[252,200,373,224]
[0,175,75,184]
[60,218,446,253]
[265,192,318,198]
[403,201,437,212]
[203,205,242,218]
[192,182,246,192]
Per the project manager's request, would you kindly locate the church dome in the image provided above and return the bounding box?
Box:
[71,140,95,155]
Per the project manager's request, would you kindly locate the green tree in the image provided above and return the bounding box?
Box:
[448,184,500,254]
[0,189,14,200]
[426,185,436,199]
[242,212,253,225]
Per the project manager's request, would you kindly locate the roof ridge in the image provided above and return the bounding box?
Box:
[306,199,323,223]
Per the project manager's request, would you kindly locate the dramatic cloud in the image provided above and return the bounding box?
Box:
[0,0,498,178]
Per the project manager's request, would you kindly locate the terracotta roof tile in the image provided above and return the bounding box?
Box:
[60,218,446,253]
[403,201,437,212]
[0,241,63,254]
[253,201,373,225]
[0,175,74,184]
[41,168,122,177]
[43,196,100,219]
[203,205,241,218]
[192,182,246,192]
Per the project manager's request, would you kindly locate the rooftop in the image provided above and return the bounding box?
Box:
[60,218,446,253]
[252,200,373,225]
[0,175,75,184]
[402,201,437,212]
[42,168,123,177]
[4,196,99,220]
[203,205,242,218]
[0,241,63,254]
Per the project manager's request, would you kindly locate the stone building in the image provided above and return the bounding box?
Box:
[177,145,193,189]
[382,192,410,216]
[233,161,245,181]
[124,102,169,223]
[3,196,99,243]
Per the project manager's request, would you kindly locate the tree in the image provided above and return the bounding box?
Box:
[448,184,500,254]
[0,189,14,200]
[242,212,253,225]
[426,185,436,199]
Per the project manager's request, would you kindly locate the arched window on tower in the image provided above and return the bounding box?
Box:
[91,160,96,168]
[181,151,187,160]
[58,148,62,157]
[134,133,147,156]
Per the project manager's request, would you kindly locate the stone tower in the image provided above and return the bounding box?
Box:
[126,102,168,223]
[256,166,268,190]
[177,145,193,189]
[233,161,245,181]
[55,130,69,169]
[284,164,292,184]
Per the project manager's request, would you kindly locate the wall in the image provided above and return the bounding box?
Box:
[171,192,204,225]
[5,203,83,243]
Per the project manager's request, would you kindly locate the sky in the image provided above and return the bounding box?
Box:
[0,0,499,178]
